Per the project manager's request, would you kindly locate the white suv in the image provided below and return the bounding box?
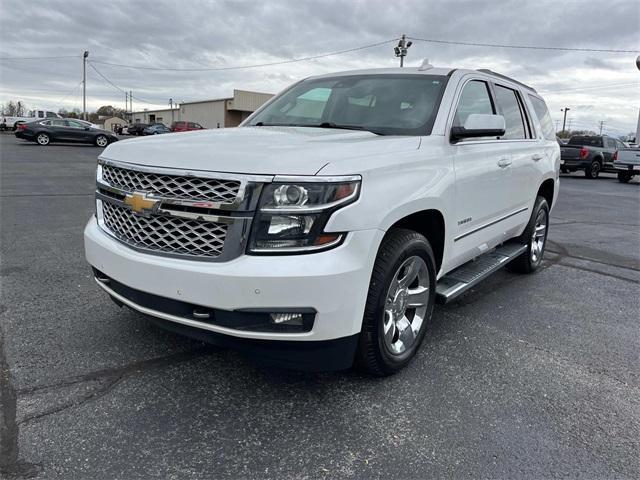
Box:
[85,66,559,375]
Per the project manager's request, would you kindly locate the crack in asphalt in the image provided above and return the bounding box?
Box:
[0,321,39,478]
[0,345,213,478]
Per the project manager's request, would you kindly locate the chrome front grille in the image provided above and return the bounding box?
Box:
[101,163,241,203]
[101,202,228,258]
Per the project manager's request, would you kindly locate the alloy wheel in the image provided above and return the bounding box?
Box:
[530,208,548,264]
[36,134,49,145]
[382,256,430,355]
[96,136,108,147]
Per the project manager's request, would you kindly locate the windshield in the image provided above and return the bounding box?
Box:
[246,74,448,136]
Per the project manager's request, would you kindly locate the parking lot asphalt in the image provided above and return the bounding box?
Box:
[1,133,639,479]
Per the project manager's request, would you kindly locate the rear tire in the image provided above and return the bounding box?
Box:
[585,159,601,179]
[617,171,633,183]
[36,132,50,146]
[507,196,549,274]
[355,228,436,376]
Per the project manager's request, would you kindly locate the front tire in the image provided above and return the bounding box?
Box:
[36,132,50,146]
[585,159,601,179]
[95,135,108,147]
[617,171,633,183]
[507,196,549,274]
[356,229,436,376]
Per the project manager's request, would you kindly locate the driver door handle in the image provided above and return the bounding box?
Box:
[532,154,543,161]
[497,158,512,168]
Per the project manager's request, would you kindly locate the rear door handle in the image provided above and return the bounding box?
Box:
[497,158,512,168]
[532,154,543,161]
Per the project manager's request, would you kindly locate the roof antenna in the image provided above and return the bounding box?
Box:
[418,58,433,71]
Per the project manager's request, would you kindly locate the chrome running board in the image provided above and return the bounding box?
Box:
[436,241,527,304]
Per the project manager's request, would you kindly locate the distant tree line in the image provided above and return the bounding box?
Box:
[2,99,128,123]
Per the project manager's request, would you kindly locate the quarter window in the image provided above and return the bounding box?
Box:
[493,85,526,140]
[528,95,555,140]
[453,80,494,128]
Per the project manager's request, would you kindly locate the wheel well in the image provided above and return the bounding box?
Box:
[390,210,445,272]
[537,179,555,208]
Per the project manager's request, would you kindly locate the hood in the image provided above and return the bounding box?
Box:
[100,126,421,175]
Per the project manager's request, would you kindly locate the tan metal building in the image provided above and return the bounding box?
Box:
[96,116,128,132]
[131,90,273,128]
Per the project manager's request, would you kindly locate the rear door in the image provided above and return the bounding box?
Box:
[450,78,515,265]
[48,119,69,140]
[491,83,539,216]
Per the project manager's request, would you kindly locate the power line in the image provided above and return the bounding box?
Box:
[56,80,83,105]
[408,36,640,54]
[0,55,80,60]
[87,61,156,105]
[89,39,398,72]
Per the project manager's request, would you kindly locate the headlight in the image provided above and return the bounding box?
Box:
[248,176,361,253]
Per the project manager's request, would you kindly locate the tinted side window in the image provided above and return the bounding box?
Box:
[46,111,57,118]
[453,80,494,128]
[528,95,555,141]
[493,85,526,139]
[66,120,85,129]
[604,138,616,149]
[51,119,66,127]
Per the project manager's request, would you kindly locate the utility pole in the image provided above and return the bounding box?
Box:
[598,120,605,135]
[125,92,128,117]
[82,51,89,120]
[561,107,570,133]
[394,34,412,67]
[129,91,133,118]
[169,98,174,124]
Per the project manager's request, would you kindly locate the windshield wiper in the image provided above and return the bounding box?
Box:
[252,121,384,135]
[314,122,384,135]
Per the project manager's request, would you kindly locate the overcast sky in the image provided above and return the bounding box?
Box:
[1,0,638,136]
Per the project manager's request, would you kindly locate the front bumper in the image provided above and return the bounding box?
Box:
[84,217,382,344]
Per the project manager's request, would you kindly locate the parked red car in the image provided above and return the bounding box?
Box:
[171,121,205,132]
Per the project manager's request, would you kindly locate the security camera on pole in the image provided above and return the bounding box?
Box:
[394,35,412,67]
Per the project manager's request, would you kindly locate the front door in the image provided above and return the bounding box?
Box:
[449,78,513,267]
[64,119,92,142]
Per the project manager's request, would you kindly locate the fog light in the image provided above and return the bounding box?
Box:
[270,312,304,326]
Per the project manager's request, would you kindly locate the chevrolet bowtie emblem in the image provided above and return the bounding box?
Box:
[124,192,158,215]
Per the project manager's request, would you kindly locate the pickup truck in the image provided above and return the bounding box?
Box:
[560,135,626,178]
[84,66,559,375]
[614,147,640,183]
[0,109,61,131]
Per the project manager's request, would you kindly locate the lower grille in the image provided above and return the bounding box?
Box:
[101,202,228,258]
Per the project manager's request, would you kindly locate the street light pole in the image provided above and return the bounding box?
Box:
[394,34,412,67]
[561,107,570,133]
[82,51,89,120]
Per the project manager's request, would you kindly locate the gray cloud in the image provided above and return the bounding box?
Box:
[1,0,638,135]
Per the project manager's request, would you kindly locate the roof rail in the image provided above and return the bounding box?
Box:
[476,69,537,93]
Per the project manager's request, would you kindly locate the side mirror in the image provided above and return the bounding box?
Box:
[451,114,505,142]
